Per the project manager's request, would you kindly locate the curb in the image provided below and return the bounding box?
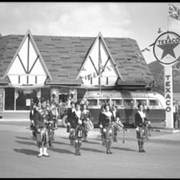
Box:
[152,128,180,133]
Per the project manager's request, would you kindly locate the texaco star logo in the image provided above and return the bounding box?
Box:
[153,31,180,65]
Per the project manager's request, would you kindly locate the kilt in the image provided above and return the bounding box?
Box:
[136,127,145,140]
[103,124,113,140]
[86,120,94,131]
[36,127,49,147]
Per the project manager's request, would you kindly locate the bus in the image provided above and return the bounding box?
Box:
[59,90,166,127]
[80,90,166,127]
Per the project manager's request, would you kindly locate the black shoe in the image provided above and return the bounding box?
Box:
[141,149,146,152]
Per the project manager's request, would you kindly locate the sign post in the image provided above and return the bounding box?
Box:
[153,31,180,128]
[164,65,173,128]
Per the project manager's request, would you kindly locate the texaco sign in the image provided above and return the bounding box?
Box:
[153,31,180,128]
[153,31,180,65]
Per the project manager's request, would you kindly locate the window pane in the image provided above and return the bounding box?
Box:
[5,88,14,110]
[136,99,147,106]
[59,94,68,103]
[111,99,123,106]
[41,88,50,101]
[124,99,134,108]
[87,99,98,106]
[16,89,37,110]
[149,99,158,106]
[99,99,110,106]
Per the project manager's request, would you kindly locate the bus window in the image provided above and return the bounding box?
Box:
[99,99,110,106]
[111,99,123,106]
[124,99,134,108]
[87,99,98,106]
[136,99,147,106]
[149,99,159,106]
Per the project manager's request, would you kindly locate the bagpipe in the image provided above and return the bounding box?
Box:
[136,119,151,141]
[45,120,55,146]
[75,123,85,138]
[36,127,48,144]
[112,121,128,143]
[85,119,94,131]
[102,123,113,141]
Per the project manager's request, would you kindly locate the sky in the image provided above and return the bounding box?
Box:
[0,2,180,64]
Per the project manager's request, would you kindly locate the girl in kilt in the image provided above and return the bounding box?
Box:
[135,103,148,153]
[71,102,83,156]
[81,103,91,142]
[100,104,113,154]
[35,99,50,157]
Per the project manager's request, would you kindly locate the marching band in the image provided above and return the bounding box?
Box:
[29,98,151,157]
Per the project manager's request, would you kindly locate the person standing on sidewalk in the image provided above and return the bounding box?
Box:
[135,103,148,153]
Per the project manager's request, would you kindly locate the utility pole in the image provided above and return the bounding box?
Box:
[99,36,102,95]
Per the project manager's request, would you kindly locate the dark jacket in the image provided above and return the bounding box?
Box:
[34,108,48,129]
[70,111,82,129]
[101,112,113,128]
[111,110,121,122]
[66,108,74,124]
[135,111,147,128]
[98,112,106,127]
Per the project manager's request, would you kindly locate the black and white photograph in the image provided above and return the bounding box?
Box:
[0,2,180,178]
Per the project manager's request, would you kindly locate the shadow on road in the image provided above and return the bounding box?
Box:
[81,147,105,153]
[60,137,69,140]
[83,140,100,145]
[13,148,38,156]
[111,146,137,152]
[53,141,70,146]
[15,136,32,141]
[49,147,74,154]
[15,140,36,146]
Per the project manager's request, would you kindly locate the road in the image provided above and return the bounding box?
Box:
[0,121,179,178]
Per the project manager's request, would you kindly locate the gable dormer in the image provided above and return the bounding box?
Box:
[4,30,51,87]
[76,32,123,86]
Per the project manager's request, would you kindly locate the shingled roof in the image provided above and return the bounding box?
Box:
[0,34,154,86]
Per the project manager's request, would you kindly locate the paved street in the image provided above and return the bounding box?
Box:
[0,121,180,178]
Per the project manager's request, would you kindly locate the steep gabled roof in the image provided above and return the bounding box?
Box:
[0,34,154,85]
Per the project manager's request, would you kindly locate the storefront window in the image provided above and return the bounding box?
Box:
[59,93,68,103]
[4,88,40,111]
[16,89,38,110]
[41,88,50,101]
[5,88,15,110]
[16,89,26,110]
